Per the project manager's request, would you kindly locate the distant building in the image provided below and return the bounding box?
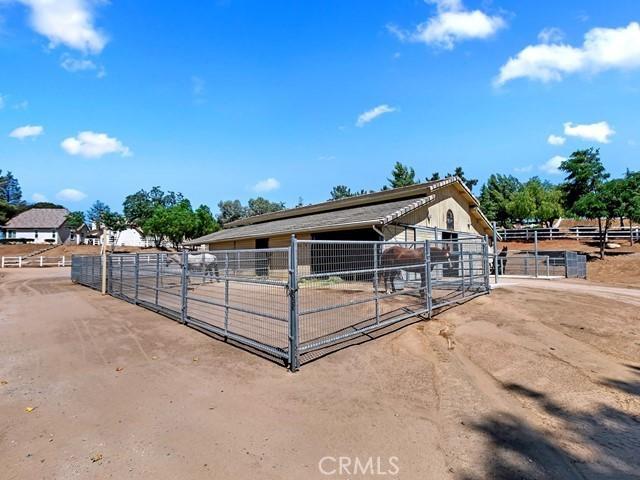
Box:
[1,208,80,244]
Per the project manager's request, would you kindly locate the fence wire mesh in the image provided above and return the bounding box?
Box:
[494,250,587,279]
[71,235,491,370]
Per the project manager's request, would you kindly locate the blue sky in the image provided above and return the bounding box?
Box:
[1,0,639,213]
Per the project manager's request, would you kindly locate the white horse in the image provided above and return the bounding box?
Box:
[166,252,220,283]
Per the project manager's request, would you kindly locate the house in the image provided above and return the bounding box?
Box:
[83,222,157,247]
[2,208,77,244]
[187,177,495,250]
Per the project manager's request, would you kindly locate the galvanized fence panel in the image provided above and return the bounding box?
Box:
[494,250,586,279]
[72,236,491,370]
[295,238,490,356]
[70,255,102,290]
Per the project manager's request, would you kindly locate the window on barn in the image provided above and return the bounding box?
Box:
[446,210,454,230]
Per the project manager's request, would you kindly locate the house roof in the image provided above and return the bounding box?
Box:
[186,196,434,244]
[187,176,495,245]
[4,208,70,229]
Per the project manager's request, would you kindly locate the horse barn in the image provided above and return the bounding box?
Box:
[189,177,494,251]
[72,177,495,370]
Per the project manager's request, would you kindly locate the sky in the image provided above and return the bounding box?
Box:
[0,0,639,213]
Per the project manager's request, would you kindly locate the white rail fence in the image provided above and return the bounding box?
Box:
[0,256,70,268]
[498,227,640,242]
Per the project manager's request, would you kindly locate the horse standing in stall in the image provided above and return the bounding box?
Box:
[166,252,220,285]
[379,244,452,296]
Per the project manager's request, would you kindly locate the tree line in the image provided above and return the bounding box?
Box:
[479,148,640,258]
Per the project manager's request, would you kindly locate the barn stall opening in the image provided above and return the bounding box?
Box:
[72,233,490,370]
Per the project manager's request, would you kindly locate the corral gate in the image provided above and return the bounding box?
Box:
[72,235,490,370]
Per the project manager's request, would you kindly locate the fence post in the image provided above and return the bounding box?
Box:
[1,257,4,268]
[373,243,380,325]
[546,256,550,277]
[180,250,189,324]
[224,252,229,336]
[18,256,22,268]
[564,251,568,278]
[288,235,300,372]
[534,231,539,278]
[460,242,465,297]
[492,221,498,284]
[134,253,140,304]
[62,256,66,267]
[40,256,43,267]
[425,240,432,318]
[154,254,160,306]
[107,255,112,294]
[483,235,490,292]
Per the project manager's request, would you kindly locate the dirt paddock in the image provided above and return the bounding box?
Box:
[1,268,639,479]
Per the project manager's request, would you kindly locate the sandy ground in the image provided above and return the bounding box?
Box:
[501,239,640,255]
[587,253,640,288]
[1,268,639,479]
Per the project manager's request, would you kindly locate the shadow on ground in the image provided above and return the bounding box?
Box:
[459,366,640,480]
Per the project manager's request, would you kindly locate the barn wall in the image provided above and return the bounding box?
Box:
[382,184,488,242]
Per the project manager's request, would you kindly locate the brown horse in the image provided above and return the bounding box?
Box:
[379,245,452,295]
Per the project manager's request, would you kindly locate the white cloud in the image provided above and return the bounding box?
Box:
[60,55,105,77]
[538,27,564,44]
[60,55,95,72]
[13,100,29,110]
[253,178,280,193]
[0,94,5,109]
[563,121,615,143]
[539,155,566,175]
[31,192,47,202]
[9,124,43,139]
[547,134,566,146]
[61,131,131,158]
[356,104,396,127]
[18,0,108,53]
[389,0,505,50]
[56,188,87,202]
[496,22,640,85]
[513,165,533,173]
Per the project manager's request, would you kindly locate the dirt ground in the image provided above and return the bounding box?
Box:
[1,269,639,479]
[587,253,640,288]
[501,238,640,255]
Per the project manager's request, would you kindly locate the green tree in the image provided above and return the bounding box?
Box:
[142,206,170,248]
[429,172,441,181]
[388,162,416,188]
[162,200,198,249]
[31,202,64,209]
[0,170,23,205]
[217,200,247,224]
[560,148,609,211]
[65,211,85,229]
[193,205,219,239]
[247,197,286,217]
[447,166,478,191]
[479,174,522,227]
[86,200,111,226]
[572,179,623,258]
[506,189,536,224]
[330,185,353,200]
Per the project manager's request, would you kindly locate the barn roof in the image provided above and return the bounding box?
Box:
[4,208,70,229]
[186,196,434,244]
[187,176,495,245]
